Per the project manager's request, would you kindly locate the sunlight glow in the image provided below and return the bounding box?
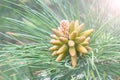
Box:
[111,0,120,9]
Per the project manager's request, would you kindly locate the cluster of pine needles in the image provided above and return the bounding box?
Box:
[0,0,120,80]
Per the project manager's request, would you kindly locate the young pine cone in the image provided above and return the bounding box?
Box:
[49,20,94,68]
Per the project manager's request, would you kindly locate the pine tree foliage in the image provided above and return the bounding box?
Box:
[0,0,120,80]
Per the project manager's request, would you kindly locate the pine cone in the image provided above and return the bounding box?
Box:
[49,20,94,68]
